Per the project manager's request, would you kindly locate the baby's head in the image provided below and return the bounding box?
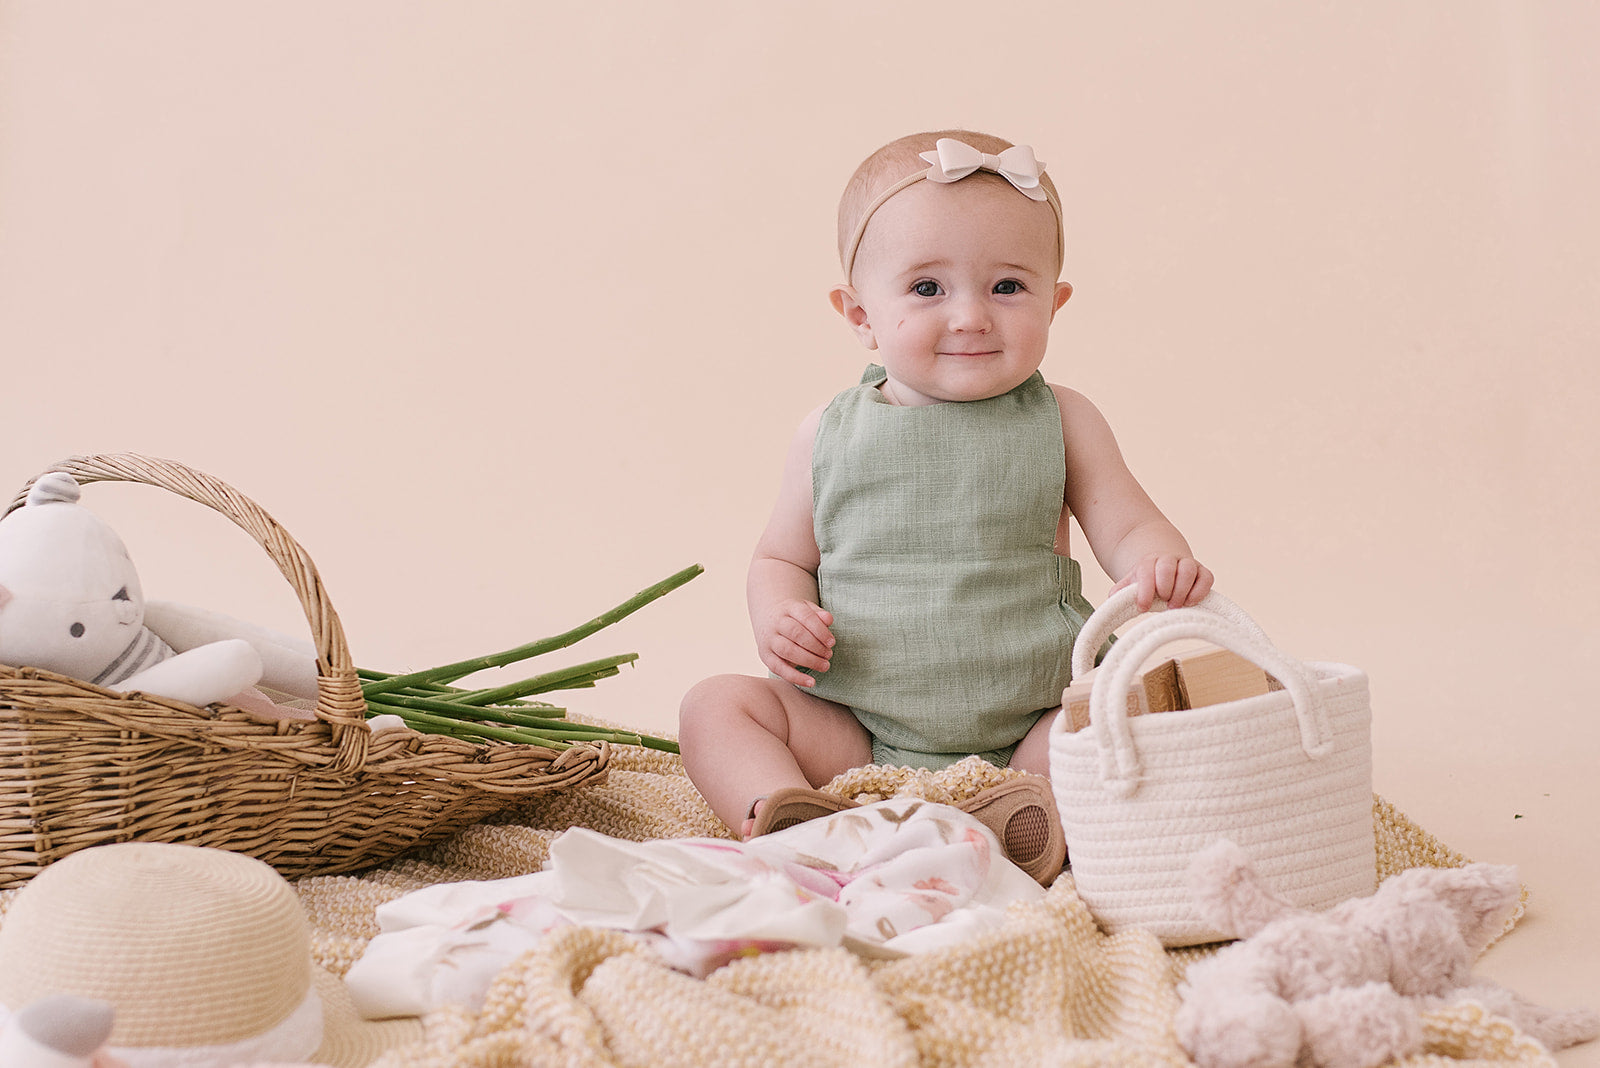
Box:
[829,131,1072,406]
[837,129,1064,283]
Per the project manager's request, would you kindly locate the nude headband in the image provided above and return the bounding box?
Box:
[842,137,1065,281]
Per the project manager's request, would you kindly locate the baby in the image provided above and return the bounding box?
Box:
[680,130,1211,883]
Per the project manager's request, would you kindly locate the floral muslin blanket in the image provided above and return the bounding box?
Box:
[345,797,1043,1018]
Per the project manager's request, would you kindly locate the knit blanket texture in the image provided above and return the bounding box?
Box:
[283,746,1557,1068]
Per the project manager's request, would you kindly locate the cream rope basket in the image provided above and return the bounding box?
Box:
[0,453,609,890]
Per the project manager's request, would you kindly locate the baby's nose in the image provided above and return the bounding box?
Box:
[947,296,991,331]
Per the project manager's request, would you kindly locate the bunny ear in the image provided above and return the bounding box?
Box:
[25,472,82,507]
[0,584,10,609]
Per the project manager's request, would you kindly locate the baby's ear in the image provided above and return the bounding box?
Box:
[828,285,878,350]
[1052,281,1074,315]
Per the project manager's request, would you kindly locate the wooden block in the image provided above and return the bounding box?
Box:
[1058,646,1284,732]
[1174,648,1271,709]
[1059,658,1181,732]
[1061,682,1139,732]
[1141,658,1182,714]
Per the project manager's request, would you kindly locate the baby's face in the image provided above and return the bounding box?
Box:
[840,177,1068,406]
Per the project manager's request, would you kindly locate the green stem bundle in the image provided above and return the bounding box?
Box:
[359,564,699,754]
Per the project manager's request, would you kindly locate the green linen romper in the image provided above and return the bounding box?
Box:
[805,364,1100,770]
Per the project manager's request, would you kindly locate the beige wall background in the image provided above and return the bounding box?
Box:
[2,1,1596,1047]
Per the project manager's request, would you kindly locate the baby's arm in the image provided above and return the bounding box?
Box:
[747,404,835,688]
[1055,385,1214,610]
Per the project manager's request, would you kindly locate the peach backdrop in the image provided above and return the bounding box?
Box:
[2,2,1595,1053]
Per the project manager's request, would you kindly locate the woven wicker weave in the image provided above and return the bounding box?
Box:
[0,453,609,890]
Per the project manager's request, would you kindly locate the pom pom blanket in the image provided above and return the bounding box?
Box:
[347,798,1047,1017]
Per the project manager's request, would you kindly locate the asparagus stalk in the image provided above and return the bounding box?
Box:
[365,693,568,725]
[444,654,637,706]
[361,564,702,697]
[372,707,583,747]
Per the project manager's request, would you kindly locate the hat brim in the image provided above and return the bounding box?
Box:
[311,967,425,1068]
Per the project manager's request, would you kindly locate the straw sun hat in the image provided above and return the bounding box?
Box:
[0,842,422,1067]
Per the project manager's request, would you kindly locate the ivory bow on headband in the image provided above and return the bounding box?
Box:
[842,137,1062,280]
[918,139,1049,202]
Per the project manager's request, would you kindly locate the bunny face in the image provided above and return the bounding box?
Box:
[0,474,149,683]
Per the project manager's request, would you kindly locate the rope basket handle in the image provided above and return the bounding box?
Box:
[5,453,370,773]
[1086,607,1329,799]
[1071,585,1273,681]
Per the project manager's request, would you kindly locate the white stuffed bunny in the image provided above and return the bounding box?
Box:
[1175,839,1599,1068]
[0,473,316,711]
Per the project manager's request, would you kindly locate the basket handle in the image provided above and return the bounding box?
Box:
[1070,585,1272,680]
[1086,607,1330,799]
[6,453,370,773]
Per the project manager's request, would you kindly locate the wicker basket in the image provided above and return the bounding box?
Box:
[0,453,610,890]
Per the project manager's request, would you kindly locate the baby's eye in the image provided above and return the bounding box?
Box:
[994,279,1025,295]
[912,280,943,298]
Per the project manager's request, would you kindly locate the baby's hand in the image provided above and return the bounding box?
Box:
[756,599,835,688]
[1111,554,1214,612]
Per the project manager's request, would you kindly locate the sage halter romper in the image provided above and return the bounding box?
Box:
[805,365,1100,770]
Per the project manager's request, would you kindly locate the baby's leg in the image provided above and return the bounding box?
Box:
[679,674,872,834]
[1007,707,1061,777]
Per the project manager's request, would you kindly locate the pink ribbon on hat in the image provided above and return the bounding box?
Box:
[917,139,1049,201]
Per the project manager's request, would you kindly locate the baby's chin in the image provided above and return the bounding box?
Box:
[930,371,1039,403]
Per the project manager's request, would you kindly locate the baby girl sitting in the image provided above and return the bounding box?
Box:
[679,129,1212,884]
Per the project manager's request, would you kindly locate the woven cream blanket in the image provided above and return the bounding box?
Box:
[289,746,1559,1068]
